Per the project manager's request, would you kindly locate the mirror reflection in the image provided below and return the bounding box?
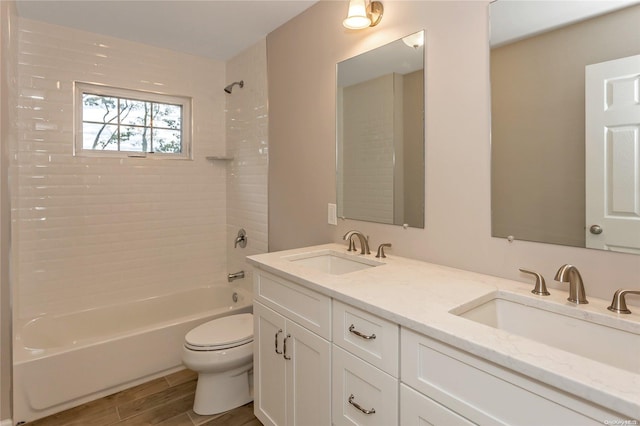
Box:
[490,1,640,253]
[337,31,425,228]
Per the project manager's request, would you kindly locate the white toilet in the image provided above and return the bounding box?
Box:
[182,313,254,415]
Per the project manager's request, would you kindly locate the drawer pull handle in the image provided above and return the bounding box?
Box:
[275,329,283,354]
[348,394,375,415]
[349,324,376,340]
[283,334,292,360]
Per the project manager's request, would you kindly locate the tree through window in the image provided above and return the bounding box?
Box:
[75,83,191,158]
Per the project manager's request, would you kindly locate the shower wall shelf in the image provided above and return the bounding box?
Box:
[206,156,234,161]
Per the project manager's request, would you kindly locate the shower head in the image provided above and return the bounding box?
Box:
[224,80,244,94]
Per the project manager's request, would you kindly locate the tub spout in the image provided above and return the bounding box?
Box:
[227,271,245,282]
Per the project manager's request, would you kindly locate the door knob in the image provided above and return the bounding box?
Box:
[589,225,603,235]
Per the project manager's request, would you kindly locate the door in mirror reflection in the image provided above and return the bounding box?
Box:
[585,54,640,254]
[337,31,425,228]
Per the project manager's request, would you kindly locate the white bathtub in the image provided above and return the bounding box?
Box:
[13,286,252,423]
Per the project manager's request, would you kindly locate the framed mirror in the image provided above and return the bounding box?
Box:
[490,1,640,253]
[337,31,425,228]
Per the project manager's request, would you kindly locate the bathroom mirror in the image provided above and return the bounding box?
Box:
[337,31,425,228]
[490,1,640,253]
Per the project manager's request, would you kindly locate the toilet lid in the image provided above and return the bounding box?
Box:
[185,313,253,350]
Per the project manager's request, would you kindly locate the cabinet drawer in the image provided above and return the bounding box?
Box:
[401,328,624,426]
[254,271,331,340]
[332,345,398,426]
[400,384,474,426]
[332,300,399,376]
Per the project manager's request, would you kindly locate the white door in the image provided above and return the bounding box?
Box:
[585,54,640,253]
[254,302,287,426]
[286,320,331,426]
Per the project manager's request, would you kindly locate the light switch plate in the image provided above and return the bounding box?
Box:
[328,203,337,225]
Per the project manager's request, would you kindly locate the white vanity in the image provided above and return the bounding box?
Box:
[248,244,640,425]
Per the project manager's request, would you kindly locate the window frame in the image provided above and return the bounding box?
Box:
[73,82,193,159]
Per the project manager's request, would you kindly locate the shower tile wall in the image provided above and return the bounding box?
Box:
[225,40,269,292]
[14,18,228,320]
[340,75,396,224]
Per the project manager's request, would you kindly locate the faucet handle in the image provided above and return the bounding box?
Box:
[375,243,391,258]
[347,236,356,252]
[234,228,247,248]
[519,268,550,296]
[607,289,640,314]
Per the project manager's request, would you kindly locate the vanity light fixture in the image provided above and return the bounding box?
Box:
[343,0,384,30]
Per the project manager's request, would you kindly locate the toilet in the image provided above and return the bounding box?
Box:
[182,313,254,415]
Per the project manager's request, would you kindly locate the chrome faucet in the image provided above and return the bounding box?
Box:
[342,230,370,255]
[607,289,640,314]
[554,264,588,304]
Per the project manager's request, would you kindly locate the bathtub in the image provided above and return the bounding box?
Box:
[13,285,252,423]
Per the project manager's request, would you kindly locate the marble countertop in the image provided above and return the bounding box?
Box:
[247,243,640,419]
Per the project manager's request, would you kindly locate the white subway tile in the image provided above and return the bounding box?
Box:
[14,18,228,318]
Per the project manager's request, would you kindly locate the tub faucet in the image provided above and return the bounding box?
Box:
[227,271,245,282]
[554,264,588,304]
[342,230,370,255]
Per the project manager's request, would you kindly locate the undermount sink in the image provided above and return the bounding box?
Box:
[284,250,383,275]
[452,292,640,374]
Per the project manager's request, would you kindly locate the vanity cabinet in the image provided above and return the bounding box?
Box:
[252,259,632,426]
[253,271,331,426]
[400,328,625,425]
[331,301,399,426]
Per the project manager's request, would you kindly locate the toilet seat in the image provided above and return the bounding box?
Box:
[185,313,253,351]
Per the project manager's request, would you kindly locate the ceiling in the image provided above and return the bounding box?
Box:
[16,0,319,61]
[491,0,639,47]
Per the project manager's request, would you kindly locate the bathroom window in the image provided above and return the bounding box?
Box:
[74,82,192,159]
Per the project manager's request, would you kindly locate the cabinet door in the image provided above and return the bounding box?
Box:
[400,384,474,426]
[286,320,332,426]
[332,345,398,426]
[254,302,287,426]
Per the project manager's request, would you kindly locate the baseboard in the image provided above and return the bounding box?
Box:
[1,418,14,426]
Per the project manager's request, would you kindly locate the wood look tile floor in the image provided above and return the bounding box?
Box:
[26,369,261,426]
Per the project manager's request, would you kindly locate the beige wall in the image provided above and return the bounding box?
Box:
[267,0,640,302]
[491,5,640,247]
[0,0,17,420]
